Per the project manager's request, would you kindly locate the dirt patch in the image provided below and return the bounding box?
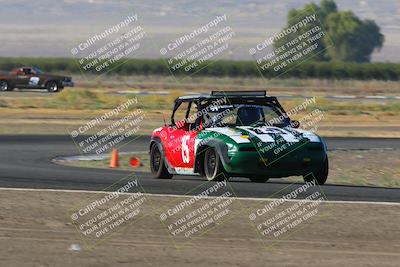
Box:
[0,189,399,267]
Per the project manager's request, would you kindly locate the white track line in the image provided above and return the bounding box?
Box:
[0,187,399,206]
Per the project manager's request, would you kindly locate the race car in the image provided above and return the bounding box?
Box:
[149,91,328,184]
[0,66,74,92]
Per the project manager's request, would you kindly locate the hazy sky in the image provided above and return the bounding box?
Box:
[0,0,399,61]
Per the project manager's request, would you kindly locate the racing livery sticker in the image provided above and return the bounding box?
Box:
[29,77,40,86]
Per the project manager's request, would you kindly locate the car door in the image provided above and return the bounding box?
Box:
[25,68,41,87]
[165,101,199,173]
[12,68,29,86]
[15,68,39,87]
[170,128,198,170]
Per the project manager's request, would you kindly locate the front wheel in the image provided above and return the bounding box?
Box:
[204,148,229,181]
[150,144,173,179]
[46,81,60,93]
[303,157,329,185]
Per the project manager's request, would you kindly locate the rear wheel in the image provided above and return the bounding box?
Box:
[204,148,228,181]
[0,80,12,91]
[303,156,329,185]
[46,81,60,93]
[150,144,173,179]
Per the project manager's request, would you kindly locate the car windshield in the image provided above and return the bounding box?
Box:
[203,104,290,128]
[32,67,44,75]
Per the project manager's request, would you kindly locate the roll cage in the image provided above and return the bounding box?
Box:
[170,91,289,129]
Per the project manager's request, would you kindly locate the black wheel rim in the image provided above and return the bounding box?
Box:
[50,83,57,92]
[0,81,7,91]
[205,149,217,179]
[151,147,161,173]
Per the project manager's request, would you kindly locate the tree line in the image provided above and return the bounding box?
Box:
[0,57,399,80]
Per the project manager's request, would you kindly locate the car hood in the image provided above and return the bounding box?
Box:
[204,126,321,144]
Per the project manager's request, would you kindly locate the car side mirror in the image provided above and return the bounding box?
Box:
[291,120,300,128]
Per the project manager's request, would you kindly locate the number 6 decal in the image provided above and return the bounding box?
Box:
[181,135,190,163]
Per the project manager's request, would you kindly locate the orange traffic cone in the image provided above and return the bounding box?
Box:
[109,148,119,168]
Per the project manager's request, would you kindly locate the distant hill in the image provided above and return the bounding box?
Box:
[0,0,398,62]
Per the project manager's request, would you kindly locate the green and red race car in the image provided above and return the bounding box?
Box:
[149,91,328,184]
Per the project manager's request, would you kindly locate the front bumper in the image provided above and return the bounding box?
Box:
[223,141,326,178]
[62,81,74,87]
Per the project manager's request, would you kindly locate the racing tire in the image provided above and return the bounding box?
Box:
[203,147,229,181]
[0,80,13,91]
[303,156,329,185]
[150,144,173,179]
[46,81,60,93]
[249,177,269,183]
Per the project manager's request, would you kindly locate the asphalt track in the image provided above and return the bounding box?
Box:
[0,135,399,202]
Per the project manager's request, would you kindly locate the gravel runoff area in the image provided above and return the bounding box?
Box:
[0,189,399,267]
